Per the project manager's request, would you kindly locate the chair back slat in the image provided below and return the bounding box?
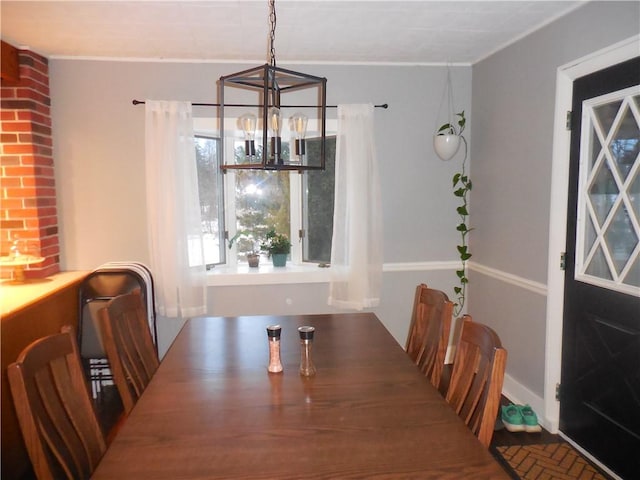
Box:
[99,290,159,414]
[8,326,106,480]
[445,317,507,448]
[405,284,453,390]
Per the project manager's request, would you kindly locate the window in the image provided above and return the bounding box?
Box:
[303,137,336,264]
[195,136,225,267]
[194,130,335,268]
[233,168,291,262]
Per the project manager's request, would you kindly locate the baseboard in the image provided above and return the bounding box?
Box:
[502,373,549,431]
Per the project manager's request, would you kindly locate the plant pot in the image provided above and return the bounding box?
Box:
[271,253,287,267]
[247,253,260,268]
[434,134,461,161]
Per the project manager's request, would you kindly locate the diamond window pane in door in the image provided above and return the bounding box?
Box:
[594,100,622,134]
[588,162,618,225]
[585,215,598,257]
[609,101,639,181]
[604,203,638,276]
[585,245,613,280]
[577,86,640,295]
[631,172,640,221]
[588,123,602,172]
[626,256,640,287]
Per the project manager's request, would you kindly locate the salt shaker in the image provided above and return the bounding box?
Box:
[266,325,283,373]
[298,326,316,377]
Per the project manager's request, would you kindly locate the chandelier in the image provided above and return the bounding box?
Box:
[219,0,327,171]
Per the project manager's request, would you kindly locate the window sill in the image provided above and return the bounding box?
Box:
[207,263,331,286]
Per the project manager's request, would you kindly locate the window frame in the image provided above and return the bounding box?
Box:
[194,118,336,270]
[194,134,226,268]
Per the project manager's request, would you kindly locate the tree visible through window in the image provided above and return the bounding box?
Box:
[194,134,335,267]
[233,143,290,262]
[195,136,224,266]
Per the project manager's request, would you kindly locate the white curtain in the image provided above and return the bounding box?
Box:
[144,100,206,318]
[328,104,383,310]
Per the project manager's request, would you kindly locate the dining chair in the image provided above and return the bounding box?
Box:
[445,316,507,448]
[98,289,159,414]
[7,325,107,480]
[405,283,453,391]
[77,266,157,398]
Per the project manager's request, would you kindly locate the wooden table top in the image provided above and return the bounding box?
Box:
[91,313,508,479]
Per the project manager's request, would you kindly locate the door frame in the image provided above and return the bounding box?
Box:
[545,34,639,434]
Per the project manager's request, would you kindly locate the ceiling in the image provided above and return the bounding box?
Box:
[1,1,586,65]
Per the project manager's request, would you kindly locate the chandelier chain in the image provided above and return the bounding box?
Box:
[269,0,277,67]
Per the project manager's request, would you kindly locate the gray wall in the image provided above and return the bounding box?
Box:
[50,60,471,352]
[49,0,639,408]
[469,1,639,399]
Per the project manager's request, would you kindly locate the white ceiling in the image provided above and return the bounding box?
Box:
[1,0,586,65]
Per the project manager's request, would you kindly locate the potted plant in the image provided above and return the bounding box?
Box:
[260,228,291,267]
[246,251,260,268]
[434,110,466,161]
[228,230,261,268]
[436,111,472,316]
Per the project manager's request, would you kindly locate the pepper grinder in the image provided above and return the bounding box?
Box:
[298,326,316,377]
[266,325,283,373]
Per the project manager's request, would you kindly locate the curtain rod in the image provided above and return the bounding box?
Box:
[132,99,388,109]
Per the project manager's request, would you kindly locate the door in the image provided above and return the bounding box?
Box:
[561,57,640,479]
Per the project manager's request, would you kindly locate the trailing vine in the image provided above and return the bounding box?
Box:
[437,111,471,316]
[452,135,471,316]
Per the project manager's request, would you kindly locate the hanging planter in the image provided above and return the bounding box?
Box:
[437,111,472,316]
[434,133,461,161]
[433,68,472,315]
[434,67,465,162]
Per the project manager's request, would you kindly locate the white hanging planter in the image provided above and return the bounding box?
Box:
[433,133,461,161]
[434,65,466,162]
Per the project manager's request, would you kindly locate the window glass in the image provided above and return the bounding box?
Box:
[234,168,291,263]
[303,136,336,263]
[195,136,225,266]
[194,127,336,269]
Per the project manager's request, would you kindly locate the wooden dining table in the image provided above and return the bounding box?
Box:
[91,313,509,479]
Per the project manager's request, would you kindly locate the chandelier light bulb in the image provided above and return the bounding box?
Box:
[239,113,257,141]
[239,113,257,157]
[290,112,308,159]
[268,107,283,164]
[268,107,282,137]
[290,112,308,139]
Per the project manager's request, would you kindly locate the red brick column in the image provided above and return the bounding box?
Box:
[1,48,59,279]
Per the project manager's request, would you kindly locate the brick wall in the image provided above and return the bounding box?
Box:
[1,47,59,279]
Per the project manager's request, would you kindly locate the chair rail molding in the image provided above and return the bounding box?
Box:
[469,261,547,296]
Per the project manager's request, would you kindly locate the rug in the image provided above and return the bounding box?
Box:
[494,443,610,480]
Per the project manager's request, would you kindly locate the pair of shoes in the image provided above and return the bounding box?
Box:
[500,404,542,433]
[519,404,542,432]
[501,404,525,432]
